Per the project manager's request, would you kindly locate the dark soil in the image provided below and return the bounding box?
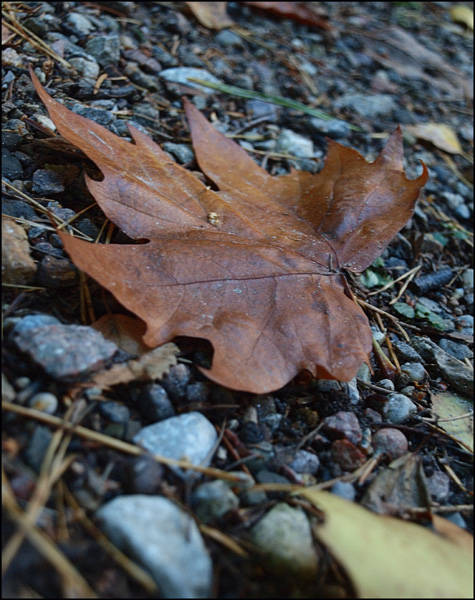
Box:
[2,2,473,598]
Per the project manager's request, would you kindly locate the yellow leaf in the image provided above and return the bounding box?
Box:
[431,391,473,452]
[298,489,473,598]
[405,123,463,154]
[450,5,474,30]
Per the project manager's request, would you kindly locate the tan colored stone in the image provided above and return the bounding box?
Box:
[2,219,36,285]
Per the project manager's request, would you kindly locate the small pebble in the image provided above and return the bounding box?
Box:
[249,503,318,579]
[331,481,356,501]
[133,412,217,478]
[288,450,320,475]
[426,471,450,503]
[331,439,365,472]
[383,393,417,424]
[161,363,191,399]
[322,411,362,445]
[400,362,427,384]
[98,401,130,423]
[191,480,239,524]
[124,455,164,495]
[185,382,208,403]
[392,340,423,363]
[372,428,408,460]
[138,383,175,421]
[376,379,395,391]
[28,392,58,414]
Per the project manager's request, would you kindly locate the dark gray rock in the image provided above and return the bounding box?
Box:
[139,383,175,421]
[32,169,65,195]
[2,148,23,179]
[98,401,130,423]
[411,336,473,396]
[438,338,473,361]
[71,103,114,126]
[25,425,53,472]
[85,34,121,67]
[392,340,423,363]
[162,142,194,164]
[96,495,212,598]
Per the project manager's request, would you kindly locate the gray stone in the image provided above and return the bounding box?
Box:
[377,378,395,391]
[426,471,450,503]
[252,396,282,433]
[455,204,470,220]
[192,480,239,523]
[68,56,100,79]
[11,314,60,335]
[288,450,320,475]
[438,339,473,361]
[400,362,427,383]
[32,169,65,195]
[162,142,194,164]
[2,148,23,179]
[250,503,318,579]
[384,393,417,424]
[139,383,175,422]
[216,29,244,48]
[98,401,130,423]
[25,426,52,472]
[67,13,95,36]
[12,323,118,381]
[331,481,356,501]
[275,129,314,157]
[133,412,217,477]
[456,314,473,334]
[29,392,58,415]
[96,495,212,598]
[461,268,473,292]
[392,340,423,363]
[335,94,396,118]
[411,336,473,396]
[85,34,120,67]
[310,116,350,138]
[159,67,221,94]
[442,191,464,210]
[71,104,114,126]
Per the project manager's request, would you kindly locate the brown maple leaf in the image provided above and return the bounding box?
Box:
[30,68,428,393]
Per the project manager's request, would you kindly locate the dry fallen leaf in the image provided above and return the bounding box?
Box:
[450,4,474,30]
[242,2,332,30]
[31,68,427,394]
[298,489,473,598]
[405,123,464,155]
[185,2,235,30]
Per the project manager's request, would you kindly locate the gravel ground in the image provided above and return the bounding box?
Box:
[2,2,473,598]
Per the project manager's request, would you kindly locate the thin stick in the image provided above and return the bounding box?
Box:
[1,401,246,481]
[367,265,422,296]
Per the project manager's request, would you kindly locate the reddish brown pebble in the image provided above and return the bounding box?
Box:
[331,439,365,472]
[322,411,362,445]
[372,428,408,460]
